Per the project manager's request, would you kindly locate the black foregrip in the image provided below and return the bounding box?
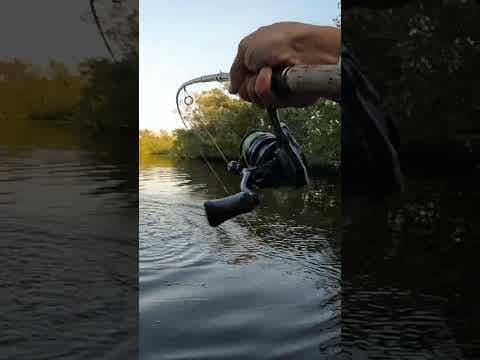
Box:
[204,191,259,227]
[271,67,291,99]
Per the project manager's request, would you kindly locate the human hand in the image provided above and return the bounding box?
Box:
[229,22,340,108]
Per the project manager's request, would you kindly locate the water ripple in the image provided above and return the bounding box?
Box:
[1,146,136,360]
[140,157,340,359]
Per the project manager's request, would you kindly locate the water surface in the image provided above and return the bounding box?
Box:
[0,143,137,360]
[139,156,341,359]
[342,170,480,359]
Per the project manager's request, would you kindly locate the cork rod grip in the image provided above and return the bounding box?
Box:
[271,64,340,102]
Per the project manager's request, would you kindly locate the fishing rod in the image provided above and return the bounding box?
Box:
[176,64,340,227]
[90,0,117,61]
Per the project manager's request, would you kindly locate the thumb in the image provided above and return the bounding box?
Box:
[255,67,276,107]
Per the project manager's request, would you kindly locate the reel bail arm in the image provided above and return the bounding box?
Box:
[177,65,337,227]
[204,109,308,227]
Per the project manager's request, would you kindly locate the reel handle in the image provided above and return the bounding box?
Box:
[204,167,259,227]
[271,64,340,102]
[204,191,259,227]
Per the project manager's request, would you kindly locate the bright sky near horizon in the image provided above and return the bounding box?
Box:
[140,0,339,132]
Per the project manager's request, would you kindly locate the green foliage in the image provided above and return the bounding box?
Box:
[1,2,139,157]
[0,59,84,123]
[74,1,138,136]
[343,2,480,145]
[278,101,340,167]
[179,89,266,158]
[0,56,137,142]
[139,129,174,156]
[171,128,204,159]
[171,89,340,169]
[74,58,138,135]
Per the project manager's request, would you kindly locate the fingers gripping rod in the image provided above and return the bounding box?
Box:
[176,63,341,108]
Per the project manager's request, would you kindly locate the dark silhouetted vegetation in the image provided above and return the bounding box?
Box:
[0,60,84,124]
[343,1,480,168]
[1,2,138,159]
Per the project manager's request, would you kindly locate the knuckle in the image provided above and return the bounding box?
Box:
[238,38,248,50]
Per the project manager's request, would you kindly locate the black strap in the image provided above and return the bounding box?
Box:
[341,45,404,198]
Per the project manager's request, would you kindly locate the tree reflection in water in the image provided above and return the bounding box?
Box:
[343,171,480,358]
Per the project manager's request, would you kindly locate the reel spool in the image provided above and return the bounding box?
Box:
[174,66,337,227]
[204,122,309,227]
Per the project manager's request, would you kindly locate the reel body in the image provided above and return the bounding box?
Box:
[175,67,338,228]
[204,122,309,227]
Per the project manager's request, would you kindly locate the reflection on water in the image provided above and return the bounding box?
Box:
[139,155,341,359]
[0,142,137,360]
[343,171,480,359]
[140,155,480,359]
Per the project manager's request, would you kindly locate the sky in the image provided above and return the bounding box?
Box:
[140,0,340,132]
[0,1,110,66]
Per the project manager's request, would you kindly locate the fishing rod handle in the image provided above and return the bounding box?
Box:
[271,64,340,102]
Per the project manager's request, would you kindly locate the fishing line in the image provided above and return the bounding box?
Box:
[178,87,230,165]
[175,76,259,232]
[176,87,231,195]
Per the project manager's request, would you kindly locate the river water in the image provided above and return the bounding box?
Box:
[0,143,138,360]
[140,156,480,360]
[3,140,479,359]
[139,156,341,359]
[342,169,480,359]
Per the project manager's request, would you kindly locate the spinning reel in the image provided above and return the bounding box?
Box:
[204,108,309,227]
[176,64,340,227]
